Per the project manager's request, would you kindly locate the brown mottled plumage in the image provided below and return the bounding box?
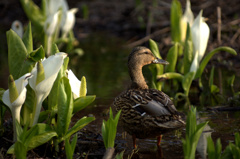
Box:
[113,46,185,148]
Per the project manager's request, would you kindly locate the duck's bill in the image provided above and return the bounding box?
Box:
[152,58,169,65]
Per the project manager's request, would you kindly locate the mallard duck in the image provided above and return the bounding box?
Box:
[113,46,185,148]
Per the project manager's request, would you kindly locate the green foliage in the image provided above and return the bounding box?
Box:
[195,47,237,79]
[182,106,208,159]
[8,122,57,155]
[207,137,222,159]
[20,0,46,29]
[165,43,178,72]
[207,133,240,159]
[149,39,164,90]
[65,134,78,159]
[73,95,96,113]
[170,0,182,43]
[102,108,121,149]
[2,22,95,158]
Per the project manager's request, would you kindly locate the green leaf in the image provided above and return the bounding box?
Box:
[65,134,78,159]
[28,131,57,150]
[63,116,95,141]
[102,108,121,149]
[183,24,193,74]
[182,72,195,96]
[157,72,184,82]
[28,46,45,62]
[14,141,27,159]
[195,47,237,79]
[149,39,162,59]
[22,22,33,53]
[7,29,28,79]
[149,39,164,90]
[73,95,96,113]
[20,0,46,29]
[170,0,182,42]
[57,77,74,137]
[165,43,178,72]
[65,137,73,159]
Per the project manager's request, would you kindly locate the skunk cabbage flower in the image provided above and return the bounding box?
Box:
[190,51,199,73]
[2,73,32,141]
[29,52,67,126]
[44,11,61,36]
[191,10,210,64]
[68,70,87,99]
[11,20,23,38]
[61,8,78,38]
[181,0,194,41]
[68,69,81,99]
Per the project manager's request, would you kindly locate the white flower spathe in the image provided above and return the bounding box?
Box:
[11,20,23,38]
[181,0,194,41]
[29,52,67,126]
[2,73,32,141]
[68,69,81,99]
[191,10,210,64]
[61,8,78,38]
[2,73,32,111]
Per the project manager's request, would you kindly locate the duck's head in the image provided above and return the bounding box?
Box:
[128,46,169,68]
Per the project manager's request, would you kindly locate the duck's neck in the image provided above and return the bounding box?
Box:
[129,65,148,89]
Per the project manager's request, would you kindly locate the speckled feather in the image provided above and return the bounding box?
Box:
[113,88,185,139]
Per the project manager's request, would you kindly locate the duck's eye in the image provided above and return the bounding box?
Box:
[144,51,149,54]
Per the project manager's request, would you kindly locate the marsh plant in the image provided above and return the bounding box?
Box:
[0,23,96,158]
[20,0,83,56]
[149,0,237,103]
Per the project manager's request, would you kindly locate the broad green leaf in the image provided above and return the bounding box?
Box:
[182,72,195,96]
[7,29,28,79]
[195,47,237,79]
[183,24,193,74]
[73,95,96,113]
[235,133,240,148]
[57,77,73,137]
[22,22,33,53]
[63,116,95,141]
[51,43,60,55]
[20,0,46,29]
[14,141,27,159]
[149,39,162,59]
[165,43,178,72]
[27,131,57,150]
[170,0,182,42]
[149,39,164,90]
[28,46,45,62]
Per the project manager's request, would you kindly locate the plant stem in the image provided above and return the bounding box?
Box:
[31,94,44,126]
[12,106,21,142]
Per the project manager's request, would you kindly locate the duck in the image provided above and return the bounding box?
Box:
[113,46,185,148]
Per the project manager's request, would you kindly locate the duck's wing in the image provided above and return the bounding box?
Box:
[129,89,178,117]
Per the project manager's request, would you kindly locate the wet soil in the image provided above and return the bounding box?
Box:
[0,0,240,158]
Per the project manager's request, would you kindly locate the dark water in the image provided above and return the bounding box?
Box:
[71,34,240,158]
